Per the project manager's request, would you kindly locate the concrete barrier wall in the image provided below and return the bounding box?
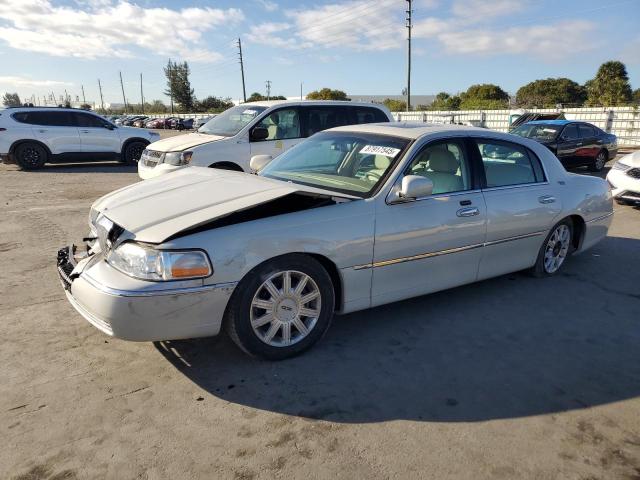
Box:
[392,106,640,146]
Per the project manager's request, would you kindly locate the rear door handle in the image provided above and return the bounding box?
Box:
[456,207,480,217]
[576,142,583,146]
[80,129,90,133]
[538,195,556,204]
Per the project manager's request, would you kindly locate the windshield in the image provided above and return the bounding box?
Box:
[198,105,267,136]
[511,123,562,142]
[260,132,410,198]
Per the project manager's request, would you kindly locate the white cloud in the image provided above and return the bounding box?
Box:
[451,0,524,21]
[0,0,243,62]
[0,75,73,88]
[255,0,278,12]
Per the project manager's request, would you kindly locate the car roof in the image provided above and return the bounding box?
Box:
[525,120,574,126]
[327,122,492,139]
[245,99,390,110]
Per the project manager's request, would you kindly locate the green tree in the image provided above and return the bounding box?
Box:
[516,78,586,108]
[306,88,349,101]
[630,88,639,104]
[164,60,195,112]
[149,100,168,113]
[381,98,406,111]
[427,92,461,111]
[459,84,509,110]
[246,92,286,102]
[2,92,21,107]
[196,96,234,112]
[586,61,633,106]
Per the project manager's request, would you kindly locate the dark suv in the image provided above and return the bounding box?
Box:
[511,120,617,172]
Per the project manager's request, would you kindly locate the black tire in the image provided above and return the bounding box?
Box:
[14,142,47,170]
[532,218,573,277]
[225,254,335,360]
[589,150,607,172]
[120,141,147,164]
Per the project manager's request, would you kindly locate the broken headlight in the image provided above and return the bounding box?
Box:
[107,242,212,281]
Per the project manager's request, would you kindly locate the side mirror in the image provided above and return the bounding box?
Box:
[399,175,433,199]
[250,155,272,172]
[250,126,269,141]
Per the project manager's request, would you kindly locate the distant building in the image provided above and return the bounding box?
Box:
[349,94,435,106]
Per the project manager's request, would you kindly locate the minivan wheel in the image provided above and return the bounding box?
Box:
[589,150,607,172]
[532,219,573,277]
[225,254,335,360]
[121,141,146,164]
[15,142,47,170]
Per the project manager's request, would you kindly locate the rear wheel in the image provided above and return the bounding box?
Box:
[121,141,146,164]
[589,150,607,172]
[532,219,573,277]
[225,254,335,360]
[15,142,48,170]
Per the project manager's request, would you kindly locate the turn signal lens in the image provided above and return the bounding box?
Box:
[168,251,212,278]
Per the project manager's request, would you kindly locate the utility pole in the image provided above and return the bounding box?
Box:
[98,79,105,112]
[119,71,128,113]
[406,0,412,112]
[300,82,303,100]
[81,85,86,105]
[265,80,272,101]
[140,73,145,114]
[237,38,247,103]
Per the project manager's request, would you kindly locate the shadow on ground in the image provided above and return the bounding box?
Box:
[27,161,138,174]
[156,235,640,424]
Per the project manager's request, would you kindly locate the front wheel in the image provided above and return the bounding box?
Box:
[120,141,147,164]
[225,254,335,360]
[589,150,607,172]
[532,219,573,277]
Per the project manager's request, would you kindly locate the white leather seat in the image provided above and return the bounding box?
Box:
[423,150,463,194]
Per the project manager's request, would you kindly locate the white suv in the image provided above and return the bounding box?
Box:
[0,107,159,170]
[138,100,393,179]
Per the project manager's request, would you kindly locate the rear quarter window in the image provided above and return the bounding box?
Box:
[355,107,388,123]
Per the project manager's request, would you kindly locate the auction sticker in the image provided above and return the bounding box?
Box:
[360,145,401,157]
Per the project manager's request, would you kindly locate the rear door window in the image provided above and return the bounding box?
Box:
[578,124,595,139]
[354,107,388,123]
[13,111,73,126]
[474,139,545,188]
[302,106,353,137]
[561,124,579,141]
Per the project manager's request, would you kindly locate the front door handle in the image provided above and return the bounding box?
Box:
[538,195,556,204]
[456,207,480,217]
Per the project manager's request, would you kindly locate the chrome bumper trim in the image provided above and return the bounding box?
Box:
[82,274,238,298]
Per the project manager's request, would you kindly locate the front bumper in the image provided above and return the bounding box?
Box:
[138,159,183,180]
[57,245,236,341]
[606,169,640,203]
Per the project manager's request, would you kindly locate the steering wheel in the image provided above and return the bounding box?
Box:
[364,171,382,182]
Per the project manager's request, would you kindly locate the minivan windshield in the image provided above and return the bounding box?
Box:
[260,131,409,198]
[198,105,267,136]
[511,123,562,142]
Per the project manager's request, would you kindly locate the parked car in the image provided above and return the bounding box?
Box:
[138,100,393,179]
[174,118,194,130]
[57,123,612,359]
[132,117,149,128]
[607,150,640,205]
[0,107,159,169]
[193,115,215,129]
[145,118,165,129]
[511,120,617,171]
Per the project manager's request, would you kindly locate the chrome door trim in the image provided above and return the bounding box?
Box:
[352,230,546,270]
[481,181,549,192]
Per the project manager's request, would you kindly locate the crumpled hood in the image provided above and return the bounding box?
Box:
[619,150,640,168]
[145,132,226,152]
[92,168,351,243]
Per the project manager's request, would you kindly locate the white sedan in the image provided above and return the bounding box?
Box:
[57,123,613,359]
[607,150,640,205]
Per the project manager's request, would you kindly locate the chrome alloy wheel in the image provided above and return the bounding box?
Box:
[250,270,321,347]
[595,151,607,170]
[543,224,571,274]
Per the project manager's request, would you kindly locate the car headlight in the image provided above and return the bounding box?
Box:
[163,151,193,166]
[107,242,212,281]
[611,160,631,171]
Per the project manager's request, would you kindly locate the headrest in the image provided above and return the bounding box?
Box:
[374,155,391,170]
[270,113,279,124]
[429,150,458,174]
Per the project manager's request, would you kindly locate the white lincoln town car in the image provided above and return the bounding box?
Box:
[58,123,613,359]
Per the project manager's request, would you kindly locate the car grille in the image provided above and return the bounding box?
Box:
[141,149,163,167]
[626,168,640,179]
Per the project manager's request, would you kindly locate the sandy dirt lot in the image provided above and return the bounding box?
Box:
[1,141,639,479]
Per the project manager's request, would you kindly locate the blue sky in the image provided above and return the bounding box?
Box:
[0,0,638,106]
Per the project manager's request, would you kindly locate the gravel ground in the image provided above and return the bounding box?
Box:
[1,141,639,480]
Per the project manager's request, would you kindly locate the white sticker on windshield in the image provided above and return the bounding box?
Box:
[242,109,258,115]
[360,145,401,157]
